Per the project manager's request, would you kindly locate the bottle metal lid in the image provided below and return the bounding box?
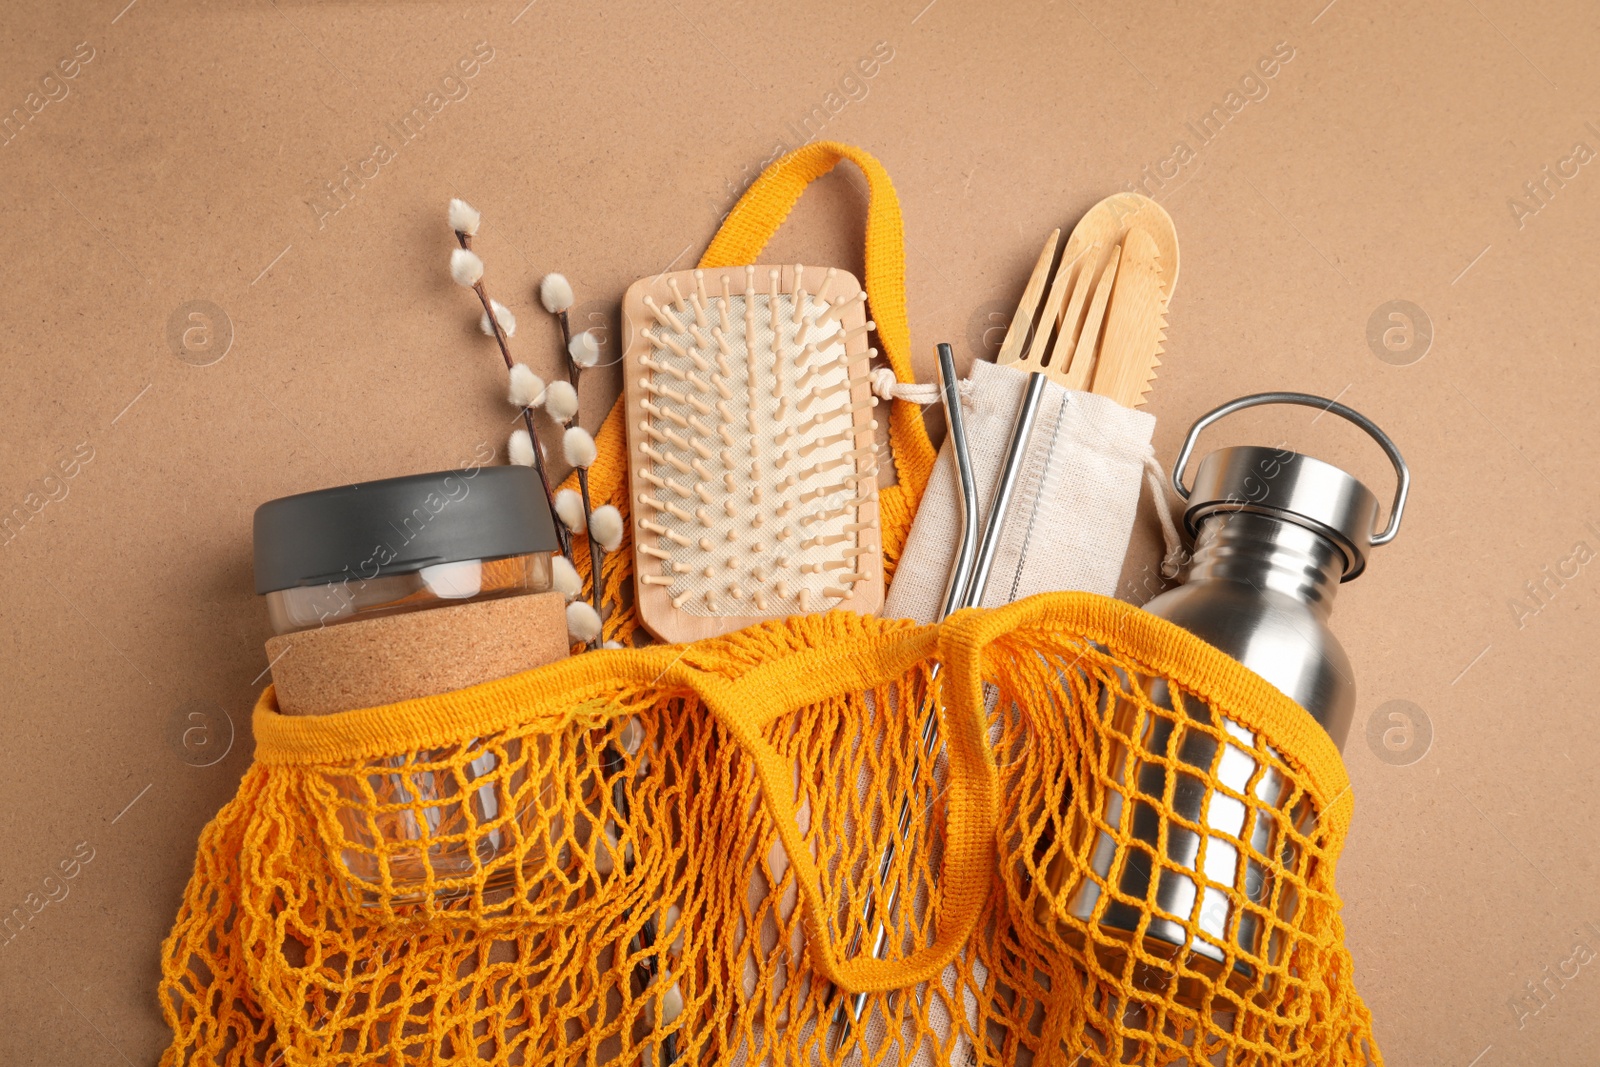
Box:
[1171,392,1409,582]
[1184,445,1381,579]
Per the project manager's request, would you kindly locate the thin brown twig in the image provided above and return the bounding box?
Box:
[556,308,577,388]
[456,230,573,561]
[576,465,603,637]
[547,274,608,647]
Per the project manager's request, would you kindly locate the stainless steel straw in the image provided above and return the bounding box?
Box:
[833,342,980,1042]
[964,372,1047,607]
[938,343,982,616]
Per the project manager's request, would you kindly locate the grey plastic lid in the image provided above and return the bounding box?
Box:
[253,466,559,595]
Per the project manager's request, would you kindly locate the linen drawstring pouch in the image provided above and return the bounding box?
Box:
[882,359,1180,623]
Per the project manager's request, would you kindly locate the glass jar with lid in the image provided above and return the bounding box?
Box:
[254,465,563,905]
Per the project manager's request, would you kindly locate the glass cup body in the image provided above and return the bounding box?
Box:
[264,552,553,635]
[265,552,554,906]
[328,737,533,908]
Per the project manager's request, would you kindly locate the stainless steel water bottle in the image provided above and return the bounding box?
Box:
[1067,392,1409,1000]
[1145,392,1410,743]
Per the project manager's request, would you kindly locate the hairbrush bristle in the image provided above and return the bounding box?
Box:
[627,267,882,635]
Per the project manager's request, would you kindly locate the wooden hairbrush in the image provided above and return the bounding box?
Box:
[621,265,884,643]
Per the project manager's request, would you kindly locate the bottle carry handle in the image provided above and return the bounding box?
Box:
[1170,391,1411,546]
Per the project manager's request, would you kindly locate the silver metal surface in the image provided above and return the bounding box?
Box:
[1066,516,1353,990]
[1171,390,1410,548]
[937,343,982,618]
[1148,511,1356,741]
[1066,679,1312,984]
[1185,445,1381,579]
[964,371,1048,607]
[1067,392,1408,992]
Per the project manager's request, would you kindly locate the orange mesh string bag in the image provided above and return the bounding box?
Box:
[159,147,1379,1064]
[159,592,1381,1065]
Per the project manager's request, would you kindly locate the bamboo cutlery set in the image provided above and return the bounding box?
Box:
[620,192,1178,641]
[997,193,1176,406]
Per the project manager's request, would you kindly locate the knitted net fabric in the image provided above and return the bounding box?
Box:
[158,594,1379,1066]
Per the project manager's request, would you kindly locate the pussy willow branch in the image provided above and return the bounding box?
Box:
[455,230,572,562]
[552,285,606,645]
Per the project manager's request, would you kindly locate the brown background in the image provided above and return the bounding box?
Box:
[2,0,1596,1063]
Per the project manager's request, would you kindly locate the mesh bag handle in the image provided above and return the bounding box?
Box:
[564,142,938,648]
[246,614,997,996]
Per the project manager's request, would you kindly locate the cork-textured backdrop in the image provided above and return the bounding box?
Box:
[3,0,1597,1062]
